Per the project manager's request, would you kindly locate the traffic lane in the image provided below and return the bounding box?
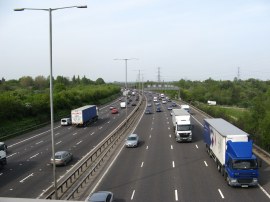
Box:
[0,101,135,197]
[85,105,152,201]
[133,111,176,201]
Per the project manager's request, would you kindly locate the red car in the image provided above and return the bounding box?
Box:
[111,108,118,114]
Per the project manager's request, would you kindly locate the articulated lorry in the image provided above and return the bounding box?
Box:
[171,109,193,142]
[71,105,98,127]
[0,142,7,166]
[203,118,259,187]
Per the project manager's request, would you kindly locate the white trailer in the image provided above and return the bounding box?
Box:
[120,102,126,108]
[171,109,193,142]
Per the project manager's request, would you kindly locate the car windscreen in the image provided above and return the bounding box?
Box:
[127,137,137,141]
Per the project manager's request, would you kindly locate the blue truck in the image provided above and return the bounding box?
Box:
[71,105,98,127]
[203,118,259,187]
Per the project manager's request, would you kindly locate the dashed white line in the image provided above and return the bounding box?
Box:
[171,145,173,150]
[99,127,103,129]
[55,132,60,136]
[36,141,43,145]
[218,189,224,199]
[141,162,144,167]
[56,141,62,145]
[149,135,152,139]
[172,161,175,168]
[29,153,39,159]
[169,134,172,138]
[175,189,178,201]
[20,173,34,183]
[131,190,135,200]
[168,127,170,130]
[204,161,208,167]
[7,153,17,158]
[90,132,95,136]
[73,132,77,136]
[76,141,82,145]
[146,146,149,150]
[195,144,198,149]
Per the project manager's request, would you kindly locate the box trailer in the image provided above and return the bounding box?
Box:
[203,118,259,187]
[71,105,98,127]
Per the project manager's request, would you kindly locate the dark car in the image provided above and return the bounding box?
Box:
[167,105,173,110]
[172,102,177,107]
[145,109,152,114]
[156,107,162,112]
[131,102,137,106]
[85,191,114,202]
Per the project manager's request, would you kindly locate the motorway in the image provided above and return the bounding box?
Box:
[79,92,270,202]
[0,97,138,198]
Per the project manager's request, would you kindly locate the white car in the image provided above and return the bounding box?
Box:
[61,118,71,126]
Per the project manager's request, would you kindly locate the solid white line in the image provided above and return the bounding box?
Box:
[172,161,175,168]
[8,126,60,148]
[141,162,144,167]
[171,145,173,150]
[259,184,270,199]
[20,173,34,183]
[175,189,178,201]
[195,144,198,149]
[218,189,224,199]
[204,161,208,167]
[131,190,135,200]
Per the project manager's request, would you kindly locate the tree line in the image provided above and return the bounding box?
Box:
[168,78,270,151]
[0,75,120,137]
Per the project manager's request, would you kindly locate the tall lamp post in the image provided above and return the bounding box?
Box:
[14,5,87,199]
[114,58,138,125]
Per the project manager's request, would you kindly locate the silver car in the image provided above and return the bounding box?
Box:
[85,191,114,202]
[125,134,139,148]
[51,151,73,166]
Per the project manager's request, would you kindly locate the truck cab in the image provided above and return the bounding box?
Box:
[225,141,259,187]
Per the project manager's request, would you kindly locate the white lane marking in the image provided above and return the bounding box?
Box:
[76,141,82,145]
[20,173,34,183]
[55,132,60,136]
[259,184,270,199]
[90,132,95,136]
[151,128,153,130]
[73,132,77,136]
[204,161,208,167]
[56,141,62,145]
[7,153,17,158]
[141,162,144,167]
[171,145,173,150]
[29,153,39,159]
[169,134,171,138]
[36,141,43,145]
[218,189,224,199]
[168,127,170,130]
[172,161,175,168]
[131,190,135,200]
[8,126,60,148]
[99,127,103,129]
[0,173,3,176]
[68,127,72,130]
[149,135,151,139]
[107,121,110,124]
[167,122,169,124]
[175,189,178,201]
[84,127,87,130]
[146,146,149,150]
[195,144,198,149]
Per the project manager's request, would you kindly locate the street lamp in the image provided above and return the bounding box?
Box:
[114,58,138,126]
[14,5,87,199]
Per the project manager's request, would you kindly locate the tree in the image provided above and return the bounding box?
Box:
[19,76,34,88]
[96,78,105,85]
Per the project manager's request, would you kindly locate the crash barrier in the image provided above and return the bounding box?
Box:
[40,96,145,200]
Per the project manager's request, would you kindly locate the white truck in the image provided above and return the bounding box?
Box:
[0,142,7,166]
[180,104,190,113]
[171,109,193,142]
[120,102,126,108]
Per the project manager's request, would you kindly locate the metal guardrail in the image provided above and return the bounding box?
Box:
[39,96,145,200]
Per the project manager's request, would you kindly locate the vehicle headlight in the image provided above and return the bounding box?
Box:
[231,179,237,183]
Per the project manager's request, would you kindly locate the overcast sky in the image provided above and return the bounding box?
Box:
[1,0,270,82]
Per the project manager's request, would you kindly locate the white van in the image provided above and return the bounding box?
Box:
[61,118,71,126]
[120,102,126,108]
